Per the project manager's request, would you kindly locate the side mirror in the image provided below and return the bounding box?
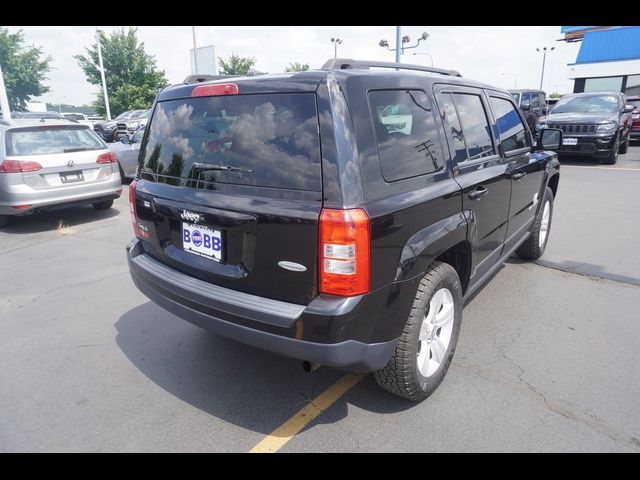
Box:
[120,136,130,145]
[521,104,530,111]
[624,104,635,113]
[536,128,563,151]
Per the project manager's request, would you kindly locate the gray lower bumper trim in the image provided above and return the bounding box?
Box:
[131,252,306,327]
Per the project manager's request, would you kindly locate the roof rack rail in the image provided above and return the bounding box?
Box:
[321,58,462,77]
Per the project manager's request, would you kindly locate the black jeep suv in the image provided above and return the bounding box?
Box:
[127,59,562,401]
[538,91,634,164]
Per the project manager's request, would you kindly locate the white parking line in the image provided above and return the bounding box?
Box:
[562,165,640,172]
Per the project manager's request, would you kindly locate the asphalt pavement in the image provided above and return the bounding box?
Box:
[1,146,639,452]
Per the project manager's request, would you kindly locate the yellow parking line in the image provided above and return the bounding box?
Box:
[249,373,364,453]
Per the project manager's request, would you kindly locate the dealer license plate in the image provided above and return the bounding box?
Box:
[182,222,222,261]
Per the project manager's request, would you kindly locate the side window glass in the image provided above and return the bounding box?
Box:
[530,92,540,108]
[521,92,531,109]
[438,93,467,164]
[450,93,495,161]
[132,129,145,144]
[489,96,530,153]
[368,89,444,182]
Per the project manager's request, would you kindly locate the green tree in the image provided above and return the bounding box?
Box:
[218,54,256,76]
[75,27,168,117]
[284,62,309,72]
[549,92,563,99]
[0,27,51,111]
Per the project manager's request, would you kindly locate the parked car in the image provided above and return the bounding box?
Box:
[109,126,145,181]
[116,109,150,139]
[537,91,634,164]
[0,118,122,228]
[93,110,144,143]
[127,58,561,401]
[61,112,95,128]
[627,95,640,141]
[509,89,547,133]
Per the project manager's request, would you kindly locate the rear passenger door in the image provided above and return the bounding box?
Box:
[434,85,511,281]
[487,93,544,250]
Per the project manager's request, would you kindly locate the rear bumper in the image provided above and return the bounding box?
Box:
[0,174,122,216]
[631,129,640,138]
[127,239,403,372]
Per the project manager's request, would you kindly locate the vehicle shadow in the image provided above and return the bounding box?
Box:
[115,302,415,435]
[2,205,120,235]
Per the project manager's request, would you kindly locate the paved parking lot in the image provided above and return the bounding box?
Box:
[1,147,639,452]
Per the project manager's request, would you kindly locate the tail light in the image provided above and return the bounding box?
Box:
[319,208,370,296]
[129,179,148,239]
[191,83,239,97]
[0,160,43,173]
[96,151,117,164]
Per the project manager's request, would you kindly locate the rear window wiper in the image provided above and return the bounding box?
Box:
[63,147,91,153]
[191,162,253,173]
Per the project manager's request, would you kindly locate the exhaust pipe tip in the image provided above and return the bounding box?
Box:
[302,361,321,373]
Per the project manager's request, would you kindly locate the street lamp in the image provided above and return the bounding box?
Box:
[536,46,556,91]
[379,28,429,63]
[96,28,111,120]
[501,72,517,89]
[331,38,342,59]
[413,52,433,67]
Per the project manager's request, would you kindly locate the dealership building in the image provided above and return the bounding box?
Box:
[563,26,640,96]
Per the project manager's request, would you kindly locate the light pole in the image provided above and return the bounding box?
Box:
[501,72,517,89]
[380,28,429,63]
[96,28,111,120]
[0,60,12,120]
[413,52,433,67]
[330,38,342,59]
[536,46,555,91]
[192,26,199,74]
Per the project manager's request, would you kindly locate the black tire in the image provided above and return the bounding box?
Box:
[92,200,114,210]
[619,133,630,154]
[516,186,554,260]
[0,215,8,229]
[603,134,619,165]
[374,261,463,402]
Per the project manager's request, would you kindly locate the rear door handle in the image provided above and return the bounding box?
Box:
[468,186,488,200]
[512,171,527,181]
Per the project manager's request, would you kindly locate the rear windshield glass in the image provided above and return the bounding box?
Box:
[6,126,104,156]
[139,93,321,191]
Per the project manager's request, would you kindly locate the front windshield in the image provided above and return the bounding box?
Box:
[511,93,520,105]
[552,95,619,114]
[115,111,131,120]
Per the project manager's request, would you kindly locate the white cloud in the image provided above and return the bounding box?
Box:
[5,25,580,107]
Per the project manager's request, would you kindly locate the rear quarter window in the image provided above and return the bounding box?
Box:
[368,89,444,182]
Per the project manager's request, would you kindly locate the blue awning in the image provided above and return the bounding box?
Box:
[561,26,599,34]
[576,26,640,64]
